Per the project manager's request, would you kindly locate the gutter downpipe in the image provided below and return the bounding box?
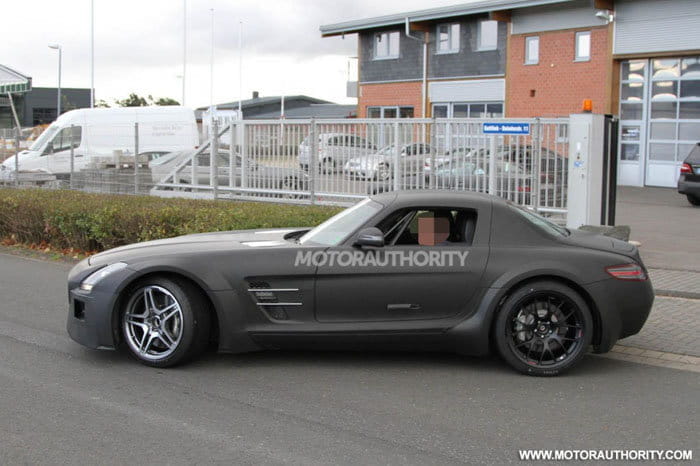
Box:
[405,17,427,118]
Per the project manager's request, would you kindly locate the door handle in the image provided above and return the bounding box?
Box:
[387,303,421,311]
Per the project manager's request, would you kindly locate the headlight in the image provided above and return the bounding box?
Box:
[80,262,128,292]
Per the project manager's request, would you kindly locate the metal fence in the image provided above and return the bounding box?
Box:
[1,117,570,221]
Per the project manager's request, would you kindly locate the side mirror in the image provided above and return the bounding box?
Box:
[353,227,385,248]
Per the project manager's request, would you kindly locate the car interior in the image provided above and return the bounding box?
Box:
[376,208,477,246]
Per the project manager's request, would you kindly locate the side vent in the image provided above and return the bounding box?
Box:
[246,282,301,321]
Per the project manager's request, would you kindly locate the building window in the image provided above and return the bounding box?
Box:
[525,36,539,65]
[477,20,498,51]
[436,23,460,54]
[431,102,503,118]
[575,31,591,62]
[367,106,414,118]
[32,108,57,125]
[374,31,400,60]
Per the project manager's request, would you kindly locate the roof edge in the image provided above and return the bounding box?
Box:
[320,0,574,37]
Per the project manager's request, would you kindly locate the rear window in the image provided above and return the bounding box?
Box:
[686,144,700,163]
[509,204,568,237]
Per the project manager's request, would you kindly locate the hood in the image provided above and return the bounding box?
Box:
[563,229,642,263]
[88,227,308,266]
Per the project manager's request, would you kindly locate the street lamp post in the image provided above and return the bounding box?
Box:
[48,44,62,119]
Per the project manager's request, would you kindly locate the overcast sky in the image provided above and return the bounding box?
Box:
[2,0,464,109]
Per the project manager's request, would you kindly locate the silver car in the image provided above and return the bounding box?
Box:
[298,133,376,174]
[344,143,433,180]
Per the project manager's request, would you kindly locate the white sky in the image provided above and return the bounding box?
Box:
[2,0,463,108]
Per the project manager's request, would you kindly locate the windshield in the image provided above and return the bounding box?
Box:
[299,198,383,246]
[29,124,60,152]
[509,204,568,237]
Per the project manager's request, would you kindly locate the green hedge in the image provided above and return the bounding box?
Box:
[0,189,340,252]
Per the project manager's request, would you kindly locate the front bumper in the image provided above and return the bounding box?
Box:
[66,261,134,350]
[583,278,655,353]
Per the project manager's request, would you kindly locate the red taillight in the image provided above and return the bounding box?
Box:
[680,163,692,174]
[605,263,647,281]
[517,186,531,192]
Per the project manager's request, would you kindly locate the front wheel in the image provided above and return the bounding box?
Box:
[121,276,211,367]
[687,194,700,206]
[493,280,593,376]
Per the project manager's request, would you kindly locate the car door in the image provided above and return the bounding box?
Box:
[46,126,82,175]
[314,204,490,323]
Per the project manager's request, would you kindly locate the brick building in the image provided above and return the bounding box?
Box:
[320,0,700,188]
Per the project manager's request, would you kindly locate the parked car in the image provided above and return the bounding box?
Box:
[66,190,653,376]
[678,142,700,206]
[149,149,307,195]
[344,143,433,180]
[298,133,376,173]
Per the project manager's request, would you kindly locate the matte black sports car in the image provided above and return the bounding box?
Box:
[67,191,653,376]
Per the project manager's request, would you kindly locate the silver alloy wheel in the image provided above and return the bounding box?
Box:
[123,285,184,361]
[377,163,391,181]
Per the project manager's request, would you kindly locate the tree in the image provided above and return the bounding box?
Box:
[153,97,180,106]
[115,93,149,107]
[115,93,180,107]
[95,99,111,108]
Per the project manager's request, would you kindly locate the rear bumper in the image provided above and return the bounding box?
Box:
[583,278,654,353]
[677,176,700,196]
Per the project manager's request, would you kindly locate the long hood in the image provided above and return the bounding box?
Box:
[88,227,307,266]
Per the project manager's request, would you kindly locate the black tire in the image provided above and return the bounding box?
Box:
[120,276,211,368]
[687,194,700,206]
[321,158,336,174]
[493,280,593,376]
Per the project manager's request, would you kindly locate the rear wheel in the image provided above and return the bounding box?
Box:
[494,280,593,376]
[687,194,700,206]
[121,276,210,367]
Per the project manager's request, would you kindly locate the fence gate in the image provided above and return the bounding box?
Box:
[146,117,571,221]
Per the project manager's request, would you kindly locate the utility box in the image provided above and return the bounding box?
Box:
[566,113,616,229]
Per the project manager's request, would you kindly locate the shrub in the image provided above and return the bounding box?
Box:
[0,188,340,252]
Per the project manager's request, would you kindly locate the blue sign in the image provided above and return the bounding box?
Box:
[482,122,531,135]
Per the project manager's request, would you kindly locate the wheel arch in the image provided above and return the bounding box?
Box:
[487,274,603,348]
[110,269,221,350]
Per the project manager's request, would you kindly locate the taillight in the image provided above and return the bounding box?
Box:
[680,163,692,174]
[605,263,647,281]
[517,186,531,192]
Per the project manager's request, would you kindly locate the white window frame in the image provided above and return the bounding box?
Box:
[575,31,591,62]
[477,20,498,51]
[525,36,539,65]
[373,31,400,60]
[436,23,460,54]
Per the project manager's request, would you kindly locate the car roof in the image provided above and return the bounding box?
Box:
[370,189,500,209]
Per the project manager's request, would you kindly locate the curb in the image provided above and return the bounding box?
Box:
[601,345,700,373]
[655,289,700,300]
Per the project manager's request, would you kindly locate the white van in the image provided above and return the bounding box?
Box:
[0,106,199,179]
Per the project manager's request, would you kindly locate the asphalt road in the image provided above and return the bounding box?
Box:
[0,252,698,465]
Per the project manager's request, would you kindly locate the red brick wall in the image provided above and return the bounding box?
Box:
[506,27,612,118]
[358,81,424,118]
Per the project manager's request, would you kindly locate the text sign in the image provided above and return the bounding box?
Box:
[482,122,531,135]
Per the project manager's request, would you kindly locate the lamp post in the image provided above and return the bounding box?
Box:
[48,44,62,119]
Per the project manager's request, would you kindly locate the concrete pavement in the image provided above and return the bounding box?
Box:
[0,251,698,465]
[616,186,699,271]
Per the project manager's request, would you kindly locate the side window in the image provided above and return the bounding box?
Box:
[48,126,82,153]
[377,208,478,246]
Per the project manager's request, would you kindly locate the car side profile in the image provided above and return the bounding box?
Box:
[67,191,654,376]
